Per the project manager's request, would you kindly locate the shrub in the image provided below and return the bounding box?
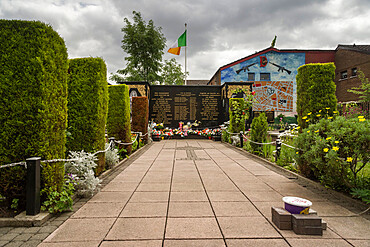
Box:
[107,85,132,154]
[296,63,337,130]
[229,98,246,134]
[131,96,149,143]
[65,151,101,198]
[250,112,268,155]
[105,143,119,170]
[0,20,68,208]
[296,116,369,191]
[67,57,108,175]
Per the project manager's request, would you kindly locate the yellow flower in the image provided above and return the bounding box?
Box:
[307,130,310,133]
[335,141,339,144]
[332,146,339,151]
[326,137,332,140]
[316,114,321,117]
[307,112,312,115]
[314,130,319,133]
[319,110,322,113]
[306,120,309,122]
[359,118,366,122]
[296,152,299,154]
[333,111,338,114]
[347,157,353,162]
[302,116,307,120]
[328,117,333,119]
[323,148,329,152]
[358,116,364,119]
[296,126,300,129]
[325,107,330,110]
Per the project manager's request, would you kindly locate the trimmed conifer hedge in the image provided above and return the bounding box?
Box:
[107,85,132,154]
[132,97,149,143]
[296,63,337,129]
[67,57,108,174]
[0,20,68,208]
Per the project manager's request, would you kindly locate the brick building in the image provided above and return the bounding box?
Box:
[334,44,370,103]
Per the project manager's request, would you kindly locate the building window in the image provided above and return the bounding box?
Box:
[260,73,270,81]
[351,68,357,77]
[340,71,347,79]
[248,73,255,81]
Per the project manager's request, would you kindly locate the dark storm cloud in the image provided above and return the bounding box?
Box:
[1,0,369,80]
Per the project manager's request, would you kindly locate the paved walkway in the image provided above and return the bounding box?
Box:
[34,140,370,246]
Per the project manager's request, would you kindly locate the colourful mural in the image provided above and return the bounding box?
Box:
[220,50,305,112]
[252,81,293,111]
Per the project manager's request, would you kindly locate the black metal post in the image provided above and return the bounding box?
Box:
[239,131,244,148]
[109,137,115,150]
[26,157,41,216]
[275,138,281,162]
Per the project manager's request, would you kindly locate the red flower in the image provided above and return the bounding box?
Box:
[252,91,256,95]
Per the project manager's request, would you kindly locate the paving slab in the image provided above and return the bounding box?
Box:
[88,191,132,203]
[165,217,222,239]
[105,218,166,240]
[164,239,226,246]
[286,238,353,247]
[120,202,168,217]
[129,191,169,203]
[168,202,213,217]
[71,202,125,218]
[38,241,101,246]
[100,240,163,247]
[226,239,290,247]
[170,191,208,202]
[324,216,370,239]
[207,191,248,202]
[211,201,262,217]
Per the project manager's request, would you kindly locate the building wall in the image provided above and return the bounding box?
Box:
[335,49,370,102]
[305,51,335,64]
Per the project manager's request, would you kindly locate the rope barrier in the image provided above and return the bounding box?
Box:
[0,161,26,169]
[281,142,303,151]
[242,134,275,145]
[114,134,139,145]
[92,140,113,156]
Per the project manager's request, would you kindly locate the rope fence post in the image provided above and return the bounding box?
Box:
[275,137,281,162]
[109,137,115,150]
[239,131,243,148]
[26,157,41,216]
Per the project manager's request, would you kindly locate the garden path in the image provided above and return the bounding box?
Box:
[38,139,369,247]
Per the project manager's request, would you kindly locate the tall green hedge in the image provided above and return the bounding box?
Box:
[229,98,246,134]
[296,63,337,129]
[107,85,132,154]
[67,58,108,174]
[0,20,68,207]
[250,112,268,154]
[132,96,149,143]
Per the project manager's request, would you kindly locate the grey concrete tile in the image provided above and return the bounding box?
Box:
[218,216,280,238]
[168,202,213,217]
[226,239,289,247]
[43,218,115,242]
[120,202,168,217]
[137,182,171,192]
[170,192,208,202]
[22,227,41,234]
[129,192,169,203]
[164,239,226,247]
[100,240,162,246]
[347,240,370,247]
[4,241,23,247]
[101,182,138,192]
[71,202,125,218]
[13,234,32,241]
[19,240,42,247]
[280,228,341,239]
[324,216,370,239]
[243,191,283,202]
[165,218,222,239]
[208,192,248,202]
[29,233,50,241]
[38,241,100,246]
[212,201,261,217]
[0,240,9,246]
[0,233,18,241]
[171,183,204,192]
[38,225,58,234]
[286,239,352,247]
[105,218,165,240]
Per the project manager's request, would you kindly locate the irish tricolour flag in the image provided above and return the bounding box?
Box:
[168,30,186,55]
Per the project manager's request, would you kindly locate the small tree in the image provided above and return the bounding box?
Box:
[111,11,166,84]
[159,58,187,85]
[250,112,268,155]
[348,69,370,103]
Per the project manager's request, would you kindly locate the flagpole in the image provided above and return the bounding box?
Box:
[185,23,187,85]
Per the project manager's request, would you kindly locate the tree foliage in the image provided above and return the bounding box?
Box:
[159,58,187,85]
[111,11,166,84]
[348,69,370,103]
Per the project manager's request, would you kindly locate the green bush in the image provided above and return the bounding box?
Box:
[229,98,246,133]
[250,112,268,155]
[107,85,132,154]
[0,20,68,208]
[296,116,369,191]
[296,63,337,130]
[67,58,108,175]
[131,96,149,143]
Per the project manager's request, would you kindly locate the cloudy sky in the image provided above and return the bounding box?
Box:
[1,0,369,82]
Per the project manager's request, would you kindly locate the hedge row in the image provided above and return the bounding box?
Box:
[229,98,246,133]
[296,63,337,129]
[67,58,108,174]
[132,97,149,142]
[0,20,68,207]
[107,85,132,154]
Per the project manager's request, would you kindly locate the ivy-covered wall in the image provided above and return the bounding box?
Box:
[296,63,337,129]
[229,98,246,134]
[0,20,68,207]
[132,96,149,142]
[67,57,108,174]
[107,85,132,154]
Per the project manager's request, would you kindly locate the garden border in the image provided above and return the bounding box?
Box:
[223,142,370,220]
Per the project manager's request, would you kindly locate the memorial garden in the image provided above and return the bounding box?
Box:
[0,18,369,246]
